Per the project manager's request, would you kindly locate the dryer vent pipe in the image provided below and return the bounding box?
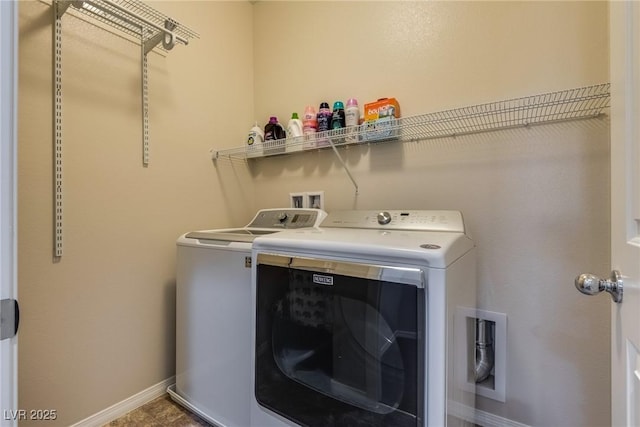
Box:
[474,319,494,383]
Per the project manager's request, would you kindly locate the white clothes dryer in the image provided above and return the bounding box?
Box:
[168,208,326,427]
[251,210,476,427]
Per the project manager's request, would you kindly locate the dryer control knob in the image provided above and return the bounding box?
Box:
[377,211,392,225]
[277,212,288,223]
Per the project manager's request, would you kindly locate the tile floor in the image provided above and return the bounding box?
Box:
[104,395,482,427]
[104,394,212,427]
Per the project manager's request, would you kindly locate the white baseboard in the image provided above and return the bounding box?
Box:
[70,376,175,427]
[448,400,531,427]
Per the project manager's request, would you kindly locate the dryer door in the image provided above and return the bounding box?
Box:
[255,253,425,427]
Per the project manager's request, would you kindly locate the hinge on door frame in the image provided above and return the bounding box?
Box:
[0,299,19,340]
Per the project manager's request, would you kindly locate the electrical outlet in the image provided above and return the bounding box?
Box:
[306,191,325,210]
[290,191,325,210]
[289,192,305,209]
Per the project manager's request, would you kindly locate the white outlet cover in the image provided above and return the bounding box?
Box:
[289,192,306,208]
[306,191,324,210]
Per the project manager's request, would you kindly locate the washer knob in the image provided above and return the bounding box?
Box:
[377,211,392,225]
[277,212,288,223]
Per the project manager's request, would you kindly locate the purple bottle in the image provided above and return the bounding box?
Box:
[316,102,332,146]
[264,116,286,154]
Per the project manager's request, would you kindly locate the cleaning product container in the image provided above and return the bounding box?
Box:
[247,122,264,157]
[286,113,303,153]
[345,98,360,143]
[302,105,318,149]
[331,101,346,144]
[316,102,332,147]
[264,116,286,155]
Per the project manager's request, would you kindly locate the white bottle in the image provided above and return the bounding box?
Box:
[345,98,360,143]
[286,112,303,152]
[247,122,264,157]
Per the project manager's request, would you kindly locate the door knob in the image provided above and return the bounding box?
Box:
[575,270,623,303]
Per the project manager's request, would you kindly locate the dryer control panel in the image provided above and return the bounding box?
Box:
[248,208,327,229]
[322,210,465,233]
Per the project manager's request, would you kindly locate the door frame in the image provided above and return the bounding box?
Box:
[0,0,19,422]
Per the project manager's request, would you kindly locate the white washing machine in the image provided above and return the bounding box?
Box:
[251,210,477,427]
[168,208,327,427]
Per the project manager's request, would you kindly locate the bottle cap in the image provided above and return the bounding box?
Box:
[291,112,299,119]
[346,98,358,107]
[269,116,278,123]
[333,101,344,110]
[319,102,330,110]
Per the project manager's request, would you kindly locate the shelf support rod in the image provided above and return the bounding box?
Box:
[53,0,65,258]
[141,33,150,165]
[327,137,359,194]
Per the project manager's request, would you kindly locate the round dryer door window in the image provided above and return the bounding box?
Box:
[255,254,425,427]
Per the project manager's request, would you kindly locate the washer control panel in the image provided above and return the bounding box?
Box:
[248,208,327,229]
[322,210,465,233]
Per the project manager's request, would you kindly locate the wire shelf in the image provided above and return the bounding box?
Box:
[212,83,610,161]
[59,0,199,51]
[52,0,199,257]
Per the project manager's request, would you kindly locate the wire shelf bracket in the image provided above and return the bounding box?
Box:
[212,83,611,195]
[52,0,198,258]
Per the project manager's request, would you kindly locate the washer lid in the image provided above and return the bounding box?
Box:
[179,208,327,244]
[185,229,279,243]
